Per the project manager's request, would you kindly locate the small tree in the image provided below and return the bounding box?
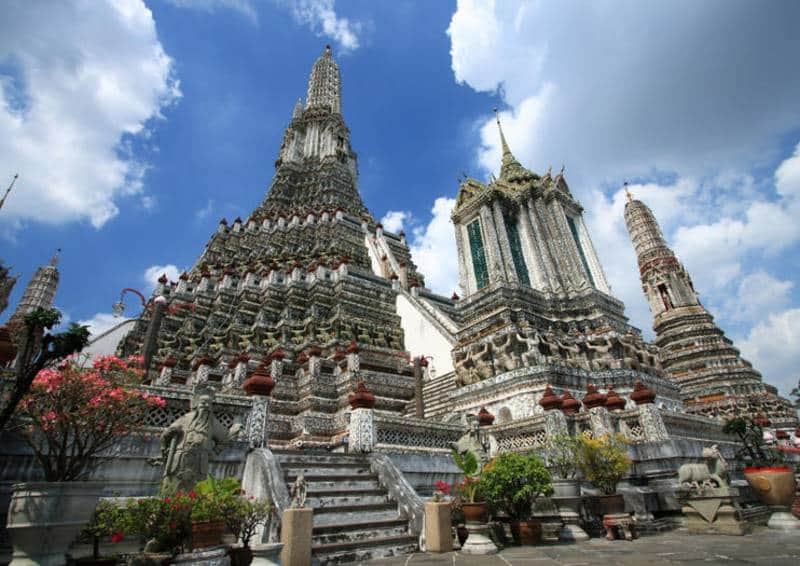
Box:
[0,307,90,432]
[13,354,165,481]
[574,433,631,495]
[451,449,482,503]
[722,417,784,468]
[479,453,553,520]
[544,433,580,479]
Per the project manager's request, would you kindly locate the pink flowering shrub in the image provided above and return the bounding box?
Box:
[17,355,165,481]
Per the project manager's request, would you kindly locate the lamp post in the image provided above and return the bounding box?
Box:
[112,283,195,379]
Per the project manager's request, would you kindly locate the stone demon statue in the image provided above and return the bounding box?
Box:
[152,384,242,493]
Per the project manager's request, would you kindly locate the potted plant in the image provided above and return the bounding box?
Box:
[451,449,486,523]
[544,434,589,541]
[723,417,798,527]
[74,499,126,565]
[120,491,193,557]
[479,453,552,545]
[220,493,272,566]
[575,433,631,515]
[545,433,581,497]
[191,476,241,549]
[5,353,165,566]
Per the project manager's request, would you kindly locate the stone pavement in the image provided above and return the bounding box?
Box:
[365,528,800,565]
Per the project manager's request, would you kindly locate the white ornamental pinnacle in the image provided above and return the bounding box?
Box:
[306,45,341,113]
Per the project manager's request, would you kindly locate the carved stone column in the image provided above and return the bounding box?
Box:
[544,408,569,437]
[348,381,376,453]
[638,404,669,442]
[192,356,214,386]
[244,363,275,449]
[156,356,178,386]
[588,407,614,438]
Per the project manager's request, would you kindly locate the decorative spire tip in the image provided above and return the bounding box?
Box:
[624,181,632,202]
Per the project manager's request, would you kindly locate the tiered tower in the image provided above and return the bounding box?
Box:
[7,251,59,325]
[120,47,428,446]
[0,262,17,316]
[623,192,794,422]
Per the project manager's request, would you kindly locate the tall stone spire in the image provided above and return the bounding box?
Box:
[0,261,17,315]
[305,44,341,113]
[493,108,535,183]
[624,193,793,423]
[8,249,60,325]
[0,174,18,212]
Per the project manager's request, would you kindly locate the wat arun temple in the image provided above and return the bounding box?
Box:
[1,47,796,563]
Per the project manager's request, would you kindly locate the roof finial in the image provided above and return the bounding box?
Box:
[325,44,332,56]
[49,248,61,267]
[624,181,632,202]
[493,107,512,158]
[0,173,19,212]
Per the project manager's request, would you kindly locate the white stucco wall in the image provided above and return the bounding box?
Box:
[81,318,137,359]
[396,293,454,377]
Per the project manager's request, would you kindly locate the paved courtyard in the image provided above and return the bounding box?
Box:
[366,529,800,566]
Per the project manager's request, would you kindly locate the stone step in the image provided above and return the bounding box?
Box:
[285,472,379,483]
[313,507,400,527]
[306,491,389,508]
[312,519,409,546]
[282,465,372,477]
[272,451,367,465]
[291,479,382,492]
[312,534,418,565]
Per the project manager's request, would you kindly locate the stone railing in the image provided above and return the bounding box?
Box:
[486,414,548,454]
[373,413,465,453]
[615,409,648,443]
[139,384,252,434]
[660,410,735,443]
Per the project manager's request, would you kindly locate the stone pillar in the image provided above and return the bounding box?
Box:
[413,356,424,418]
[247,395,270,449]
[544,408,569,436]
[192,356,214,386]
[638,404,669,442]
[142,295,167,379]
[349,381,376,453]
[425,501,453,553]
[232,355,249,388]
[280,508,313,566]
[588,406,614,437]
[156,356,178,386]
[346,341,360,372]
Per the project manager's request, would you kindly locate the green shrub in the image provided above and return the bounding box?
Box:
[574,433,631,495]
[479,453,552,519]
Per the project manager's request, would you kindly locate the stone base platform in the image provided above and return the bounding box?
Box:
[362,528,800,565]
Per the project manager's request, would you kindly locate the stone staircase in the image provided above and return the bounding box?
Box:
[408,371,457,418]
[274,450,418,564]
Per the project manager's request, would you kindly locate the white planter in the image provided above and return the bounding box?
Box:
[250,543,283,565]
[6,481,106,566]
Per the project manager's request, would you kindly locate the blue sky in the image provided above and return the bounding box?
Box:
[1,0,799,395]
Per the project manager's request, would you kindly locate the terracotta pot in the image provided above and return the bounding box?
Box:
[191,520,226,550]
[229,545,253,566]
[743,466,797,508]
[510,520,542,545]
[598,493,626,515]
[6,481,105,566]
[461,502,489,524]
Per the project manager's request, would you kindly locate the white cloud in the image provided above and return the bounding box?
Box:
[0,0,180,231]
[738,308,800,397]
[165,0,258,24]
[79,312,129,339]
[143,264,181,290]
[448,1,800,187]
[408,197,458,296]
[380,210,409,233]
[289,0,361,52]
[727,271,793,323]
